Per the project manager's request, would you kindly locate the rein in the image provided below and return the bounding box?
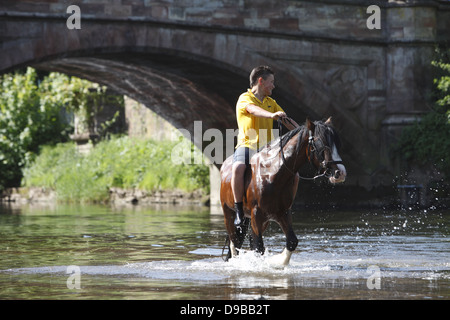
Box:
[277,118,342,181]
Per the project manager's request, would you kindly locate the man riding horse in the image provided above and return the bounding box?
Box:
[231,66,299,228]
[222,65,347,266]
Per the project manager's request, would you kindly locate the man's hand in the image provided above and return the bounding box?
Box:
[271,111,286,120]
[246,105,297,130]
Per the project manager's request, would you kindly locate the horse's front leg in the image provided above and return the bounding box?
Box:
[249,207,268,255]
[269,212,298,267]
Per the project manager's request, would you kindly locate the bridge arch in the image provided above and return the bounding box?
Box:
[31,47,314,163]
[3,15,359,168]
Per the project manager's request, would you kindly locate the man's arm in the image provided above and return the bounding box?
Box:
[245,104,299,130]
[246,104,286,120]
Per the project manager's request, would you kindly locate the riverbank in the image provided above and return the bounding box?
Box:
[0,187,208,206]
[16,136,210,204]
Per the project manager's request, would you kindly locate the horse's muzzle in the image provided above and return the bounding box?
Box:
[329,164,346,184]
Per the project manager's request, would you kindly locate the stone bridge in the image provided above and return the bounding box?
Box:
[1,0,449,200]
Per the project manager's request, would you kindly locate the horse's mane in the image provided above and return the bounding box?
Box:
[280,125,307,150]
[261,119,341,153]
[257,119,342,157]
[260,124,307,153]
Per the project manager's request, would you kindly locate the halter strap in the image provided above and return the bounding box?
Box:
[277,119,341,180]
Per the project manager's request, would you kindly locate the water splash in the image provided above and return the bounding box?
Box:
[4,246,448,285]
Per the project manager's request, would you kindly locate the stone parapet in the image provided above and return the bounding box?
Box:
[2,0,448,43]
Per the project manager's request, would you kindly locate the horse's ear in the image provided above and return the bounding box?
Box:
[306,118,315,131]
[325,117,332,125]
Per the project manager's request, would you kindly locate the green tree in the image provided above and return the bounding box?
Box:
[396,46,450,181]
[0,67,116,190]
[22,136,210,203]
[0,68,69,188]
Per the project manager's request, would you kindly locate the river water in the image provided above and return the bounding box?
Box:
[0,203,448,300]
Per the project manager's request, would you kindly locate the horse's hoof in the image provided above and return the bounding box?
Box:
[268,248,292,268]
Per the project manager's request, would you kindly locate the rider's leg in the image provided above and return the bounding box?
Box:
[231,161,246,226]
[231,147,254,226]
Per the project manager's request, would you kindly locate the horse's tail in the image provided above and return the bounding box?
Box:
[221,235,231,262]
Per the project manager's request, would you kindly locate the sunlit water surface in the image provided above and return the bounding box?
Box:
[0,203,448,300]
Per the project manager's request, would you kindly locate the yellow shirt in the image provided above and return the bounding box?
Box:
[236,89,284,150]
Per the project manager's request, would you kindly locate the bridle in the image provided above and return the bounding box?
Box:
[278,119,343,181]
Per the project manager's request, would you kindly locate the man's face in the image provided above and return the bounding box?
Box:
[259,74,275,97]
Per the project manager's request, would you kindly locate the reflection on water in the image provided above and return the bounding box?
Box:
[0,203,448,300]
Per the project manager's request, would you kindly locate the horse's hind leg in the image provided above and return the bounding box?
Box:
[223,205,249,261]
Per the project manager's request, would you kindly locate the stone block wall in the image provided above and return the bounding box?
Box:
[124,95,178,141]
[3,0,448,42]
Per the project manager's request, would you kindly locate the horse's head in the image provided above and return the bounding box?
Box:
[306,117,347,184]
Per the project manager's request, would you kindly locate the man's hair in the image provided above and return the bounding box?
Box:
[249,66,274,88]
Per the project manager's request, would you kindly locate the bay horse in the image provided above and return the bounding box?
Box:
[220,117,347,266]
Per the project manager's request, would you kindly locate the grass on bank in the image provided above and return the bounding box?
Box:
[22,136,209,203]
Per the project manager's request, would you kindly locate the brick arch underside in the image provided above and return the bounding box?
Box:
[27,50,364,177]
[31,49,313,165]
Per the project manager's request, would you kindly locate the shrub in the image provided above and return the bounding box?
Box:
[22,136,210,203]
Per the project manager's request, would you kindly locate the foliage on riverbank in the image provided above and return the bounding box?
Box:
[0,67,118,190]
[22,136,209,203]
[0,68,68,188]
[395,47,450,181]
